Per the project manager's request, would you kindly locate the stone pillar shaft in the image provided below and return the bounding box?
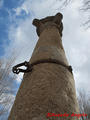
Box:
[8,13,79,120]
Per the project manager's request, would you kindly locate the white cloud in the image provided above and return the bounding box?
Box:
[16,73,23,83]
[61,1,90,93]
[7,17,37,62]
[5,0,90,94]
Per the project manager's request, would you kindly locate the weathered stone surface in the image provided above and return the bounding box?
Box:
[8,13,79,120]
[32,13,63,37]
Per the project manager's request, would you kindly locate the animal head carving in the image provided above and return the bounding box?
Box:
[32,12,63,37]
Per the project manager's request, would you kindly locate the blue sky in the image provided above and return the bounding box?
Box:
[0,0,17,56]
[0,0,90,98]
[0,3,9,56]
[0,0,90,93]
[0,0,90,119]
[0,0,25,56]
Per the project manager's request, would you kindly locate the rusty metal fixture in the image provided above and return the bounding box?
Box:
[12,61,33,74]
[12,59,72,74]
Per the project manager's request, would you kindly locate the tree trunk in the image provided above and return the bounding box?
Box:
[8,13,79,120]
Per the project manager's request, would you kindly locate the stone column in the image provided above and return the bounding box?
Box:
[8,13,79,120]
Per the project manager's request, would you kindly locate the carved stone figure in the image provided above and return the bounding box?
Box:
[8,13,79,120]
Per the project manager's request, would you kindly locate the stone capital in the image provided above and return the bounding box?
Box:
[32,12,63,37]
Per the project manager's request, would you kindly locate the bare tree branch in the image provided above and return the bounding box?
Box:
[80,0,90,28]
[78,89,90,120]
[0,55,17,118]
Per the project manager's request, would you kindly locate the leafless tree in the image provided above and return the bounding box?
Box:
[57,0,71,7]
[78,89,90,120]
[79,0,90,28]
[57,0,90,28]
[0,55,17,118]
